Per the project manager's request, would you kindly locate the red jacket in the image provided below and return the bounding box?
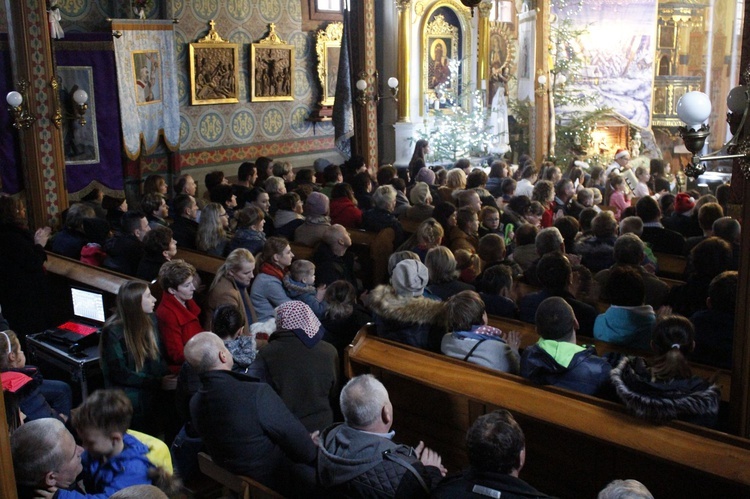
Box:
[156,292,202,373]
[329,197,362,228]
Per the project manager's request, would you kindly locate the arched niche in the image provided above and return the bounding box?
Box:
[420,1,472,114]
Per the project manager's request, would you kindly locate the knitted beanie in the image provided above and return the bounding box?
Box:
[305,192,330,216]
[410,182,431,205]
[415,167,436,185]
[391,260,429,297]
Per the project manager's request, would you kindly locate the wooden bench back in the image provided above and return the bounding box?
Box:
[653,251,687,279]
[197,452,284,499]
[486,314,732,402]
[345,327,750,498]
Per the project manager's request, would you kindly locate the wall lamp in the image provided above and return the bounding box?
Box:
[536,71,566,96]
[677,85,750,179]
[50,77,89,129]
[51,77,89,128]
[355,71,398,107]
[6,80,36,130]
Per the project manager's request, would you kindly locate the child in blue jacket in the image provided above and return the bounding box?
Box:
[58,389,175,498]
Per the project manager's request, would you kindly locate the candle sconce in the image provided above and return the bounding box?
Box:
[51,76,89,129]
[6,80,36,130]
[355,71,398,107]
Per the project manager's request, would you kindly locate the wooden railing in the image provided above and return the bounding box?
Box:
[345,327,750,498]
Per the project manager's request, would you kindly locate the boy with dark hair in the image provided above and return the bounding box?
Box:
[521,297,612,396]
[69,389,175,498]
[431,409,554,498]
[691,270,738,369]
[476,265,518,319]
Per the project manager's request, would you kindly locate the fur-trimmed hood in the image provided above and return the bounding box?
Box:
[610,356,720,426]
[367,285,444,325]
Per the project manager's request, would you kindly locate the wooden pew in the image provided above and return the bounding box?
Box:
[653,251,687,279]
[197,452,283,499]
[46,252,134,295]
[345,328,750,498]
[487,314,732,402]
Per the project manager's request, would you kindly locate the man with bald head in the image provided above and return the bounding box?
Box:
[520,297,612,397]
[11,418,84,498]
[318,374,445,497]
[313,223,357,289]
[184,332,317,495]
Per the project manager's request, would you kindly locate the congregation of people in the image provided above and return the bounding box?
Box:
[2,142,736,498]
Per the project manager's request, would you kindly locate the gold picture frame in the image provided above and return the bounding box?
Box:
[488,24,515,100]
[422,14,459,100]
[316,22,343,107]
[189,20,240,106]
[251,24,294,102]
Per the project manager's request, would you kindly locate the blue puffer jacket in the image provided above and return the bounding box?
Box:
[58,433,153,499]
[520,342,613,397]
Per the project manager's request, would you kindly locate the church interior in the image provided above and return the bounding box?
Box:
[3,0,750,497]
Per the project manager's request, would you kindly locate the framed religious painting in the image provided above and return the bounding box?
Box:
[488,25,515,101]
[251,24,295,102]
[316,22,343,107]
[189,21,240,105]
[57,66,100,165]
[132,51,162,105]
[423,15,459,94]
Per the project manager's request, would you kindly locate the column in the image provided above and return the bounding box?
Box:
[5,0,68,228]
[477,2,491,93]
[395,0,411,122]
[534,0,551,164]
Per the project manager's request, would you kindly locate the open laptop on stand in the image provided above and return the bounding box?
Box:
[43,286,106,354]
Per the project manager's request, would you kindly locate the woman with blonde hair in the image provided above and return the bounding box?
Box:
[407,217,444,262]
[196,202,230,256]
[100,280,174,434]
[206,248,257,334]
[438,168,467,204]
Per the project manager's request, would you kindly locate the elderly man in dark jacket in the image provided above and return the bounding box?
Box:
[185,332,318,497]
[521,297,612,397]
[318,374,445,497]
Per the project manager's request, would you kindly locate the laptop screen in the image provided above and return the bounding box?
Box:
[70,287,106,324]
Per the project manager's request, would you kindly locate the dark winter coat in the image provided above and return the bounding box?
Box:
[253,329,339,432]
[190,370,317,492]
[432,469,556,499]
[610,356,720,427]
[368,285,446,352]
[0,223,49,336]
[520,342,612,397]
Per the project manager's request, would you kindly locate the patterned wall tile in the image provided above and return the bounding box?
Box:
[230,108,256,142]
[286,0,302,23]
[260,107,285,139]
[198,111,225,144]
[226,0,253,23]
[258,0,282,24]
[190,0,220,21]
[59,0,91,21]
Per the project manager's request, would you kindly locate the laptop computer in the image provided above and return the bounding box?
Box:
[45,287,106,347]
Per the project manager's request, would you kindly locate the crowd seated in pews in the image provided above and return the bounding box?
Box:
[2,152,744,497]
